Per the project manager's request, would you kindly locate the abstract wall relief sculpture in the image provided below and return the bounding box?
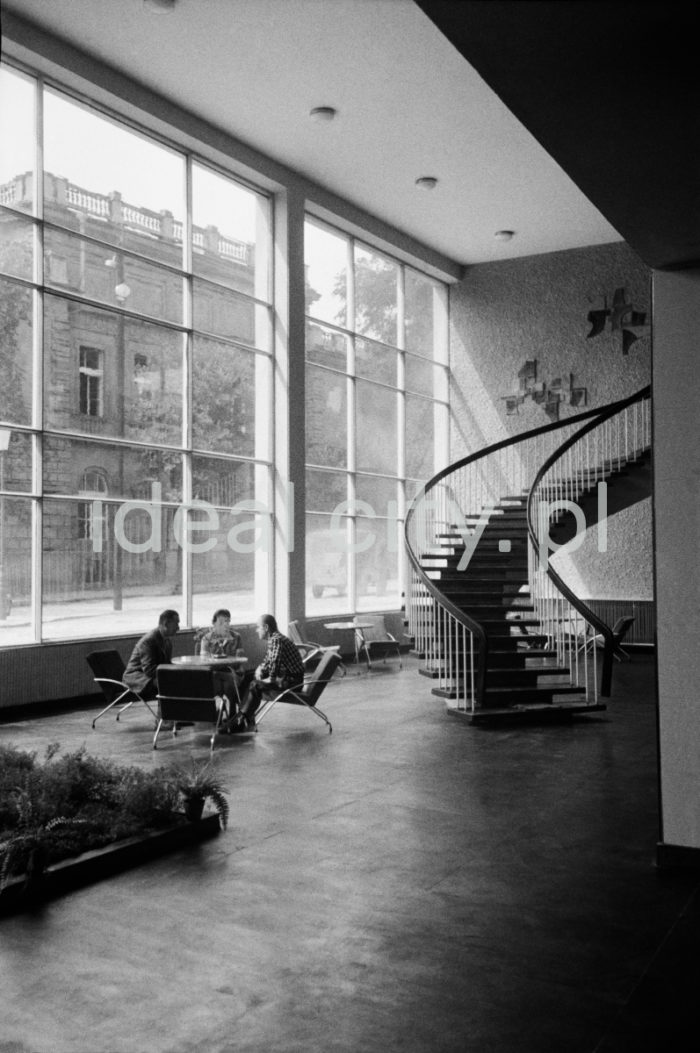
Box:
[501,360,587,422]
[586,287,647,355]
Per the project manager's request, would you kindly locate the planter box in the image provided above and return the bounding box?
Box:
[0,812,221,916]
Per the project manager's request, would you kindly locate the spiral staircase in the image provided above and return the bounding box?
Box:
[404,387,652,723]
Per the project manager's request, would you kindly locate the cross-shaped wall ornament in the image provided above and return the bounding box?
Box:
[501,360,587,422]
[586,286,647,354]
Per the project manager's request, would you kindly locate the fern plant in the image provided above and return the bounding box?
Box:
[168,758,229,829]
[0,789,87,891]
[0,744,184,890]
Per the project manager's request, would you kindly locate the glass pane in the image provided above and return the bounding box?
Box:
[434,401,449,468]
[306,514,349,614]
[191,519,256,627]
[305,320,347,371]
[0,496,33,644]
[0,276,33,426]
[306,365,347,468]
[192,337,256,457]
[356,337,396,386]
[193,279,267,348]
[44,295,183,445]
[355,475,398,521]
[0,429,32,492]
[355,516,399,611]
[405,395,436,480]
[434,364,449,404]
[305,468,346,514]
[43,436,183,502]
[405,352,437,396]
[44,228,183,324]
[41,497,183,641]
[192,163,269,300]
[44,89,185,266]
[405,269,436,356]
[354,245,398,345]
[191,456,255,506]
[406,478,424,503]
[0,208,33,280]
[0,66,35,215]
[356,380,396,474]
[304,220,347,328]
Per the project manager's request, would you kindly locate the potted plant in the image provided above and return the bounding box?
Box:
[169,759,229,828]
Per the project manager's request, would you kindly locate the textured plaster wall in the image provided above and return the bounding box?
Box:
[449,241,652,600]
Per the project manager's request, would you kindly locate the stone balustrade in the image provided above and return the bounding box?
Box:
[1,171,251,266]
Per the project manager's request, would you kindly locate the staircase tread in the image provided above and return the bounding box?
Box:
[488,644,555,652]
[465,701,606,723]
[481,618,541,625]
[488,666,571,675]
[483,684,585,696]
[431,684,586,700]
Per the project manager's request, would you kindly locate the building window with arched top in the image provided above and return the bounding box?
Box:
[78,469,108,585]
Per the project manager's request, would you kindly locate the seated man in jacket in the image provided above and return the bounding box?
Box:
[123,609,180,701]
[225,613,305,731]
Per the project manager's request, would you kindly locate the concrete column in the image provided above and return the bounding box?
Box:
[272,186,306,628]
[653,267,700,853]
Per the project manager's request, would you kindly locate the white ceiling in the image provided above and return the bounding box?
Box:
[2,0,622,266]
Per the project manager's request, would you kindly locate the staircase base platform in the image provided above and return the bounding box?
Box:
[446,699,607,725]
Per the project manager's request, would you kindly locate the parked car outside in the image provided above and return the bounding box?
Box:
[306,526,389,598]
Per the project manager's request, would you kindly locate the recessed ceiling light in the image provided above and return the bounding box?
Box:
[143,0,176,12]
[309,106,337,123]
[415,176,438,190]
[494,229,515,241]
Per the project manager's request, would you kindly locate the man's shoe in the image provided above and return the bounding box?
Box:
[219,722,246,735]
[223,714,255,733]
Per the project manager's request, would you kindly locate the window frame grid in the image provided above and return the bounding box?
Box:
[303,214,449,613]
[0,61,276,644]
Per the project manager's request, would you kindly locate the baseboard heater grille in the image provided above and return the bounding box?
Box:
[585,599,655,645]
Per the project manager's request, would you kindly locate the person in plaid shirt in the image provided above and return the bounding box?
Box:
[226,614,305,731]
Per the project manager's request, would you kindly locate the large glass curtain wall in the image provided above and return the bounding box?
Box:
[0,64,273,644]
[305,218,449,615]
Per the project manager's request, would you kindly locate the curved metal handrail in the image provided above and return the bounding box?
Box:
[404,385,651,708]
[526,386,651,696]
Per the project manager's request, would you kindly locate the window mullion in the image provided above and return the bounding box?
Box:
[346,238,357,609]
[182,156,194,625]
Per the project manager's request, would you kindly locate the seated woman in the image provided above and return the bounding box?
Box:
[198,608,245,718]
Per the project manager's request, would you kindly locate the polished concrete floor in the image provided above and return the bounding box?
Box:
[1,653,698,1053]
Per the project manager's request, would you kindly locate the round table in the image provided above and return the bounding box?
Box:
[172,655,247,667]
[323,621,375,668]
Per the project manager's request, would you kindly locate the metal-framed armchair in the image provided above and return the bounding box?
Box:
[253,650,343,733]
[589,615,636,662]
[287,619,341,671]
[353,615,402,670]
[608,615,636,661]
[86,649,157,729]
[154,665,226,753]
